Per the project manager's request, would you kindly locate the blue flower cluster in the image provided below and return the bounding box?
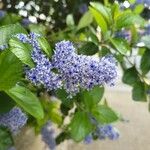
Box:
[115,30,131,42]
[15,33,62,91]
[52,41,117,95]
[15,33,117,96]
[84,134,93,144]
[41,121,56,150]
[0,107,27,133]
[84,124,119,144]
[84,116,119,144]
[95,125,120,140]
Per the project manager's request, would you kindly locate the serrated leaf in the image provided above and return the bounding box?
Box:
[81,86,104,111]
[132,81,147,101]
[89,6,108,34]
[92,105,119,124]
[0,50,22,91]
[0,23,27,47]
[70,111,93,142]
[140,49,150,75]
[110,38,130,55]
[77,11,93,30]
[0,127,13,150]
[38,37,52,58]
[122,67,140,85]
[6,85,44,119]
[9,38,34,68]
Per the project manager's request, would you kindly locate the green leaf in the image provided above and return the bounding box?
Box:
[141,35,150,49]
[138,47,146,55]
[111,3,121,20]
[70,111,93,142]
[122,67,140,85]
[110,38,130,55]
[77,11,93,30]
[133,4,144,14]
[28,24,47,35]
[9,38,34,68]
[0,23,27,46]
[0,127,13,150]
[90,2,111,24]
[132,81,147,101]
[115,12,144,29]
[0,13,21,26]
[38,37,52,57]
[78,42,99,55]
[92,105,119,124]
[89,6,108,34]
[6,85,44,119]
[56,132,70,145]
[101,47,110,56]
[0,92,15,115]
[131,25,138,44]
[55,89,73,108]
[129,0,136,4]
[48,101,62,125]
[0,50,22,91]
[140,49,150,75]
[81,86,104,111]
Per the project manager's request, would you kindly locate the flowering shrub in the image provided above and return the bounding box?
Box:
[0,0,150,150]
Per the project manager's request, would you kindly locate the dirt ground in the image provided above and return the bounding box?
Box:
[15,83,150,150]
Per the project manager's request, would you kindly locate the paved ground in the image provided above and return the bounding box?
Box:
[15,84,150,150]
[66,87,150,150]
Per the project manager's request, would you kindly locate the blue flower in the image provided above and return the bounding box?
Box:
[15,33,62,90]
[79,4,88,14]
[53,41,117,95]
[115,30,131,42]
[41,121,56,150]
[95,125,120,140]
[14,33,30,43]
[21,18,31,26]
[15,33,117,96]
[84,134,93,144]
[0,107,27,133]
